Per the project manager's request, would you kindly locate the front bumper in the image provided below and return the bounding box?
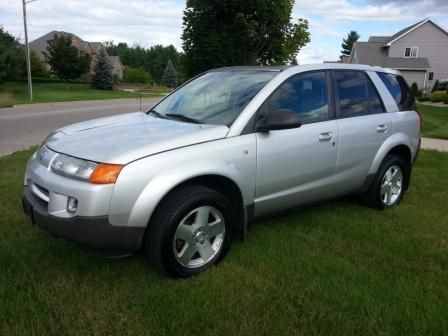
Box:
[22,185,145,251]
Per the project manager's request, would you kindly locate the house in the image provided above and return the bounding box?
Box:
[348,19,448,92]
[29,31,124,79]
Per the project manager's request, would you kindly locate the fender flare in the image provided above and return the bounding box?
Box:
[125,158,249,230]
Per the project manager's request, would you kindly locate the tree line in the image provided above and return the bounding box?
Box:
[2,0,313,89]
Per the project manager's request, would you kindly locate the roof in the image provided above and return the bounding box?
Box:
[107,56,122,66]
[351,41,429,70]
[385,18,448,46]
[368,36,390,43]
[89,42,103,53]
[29,31,79,60]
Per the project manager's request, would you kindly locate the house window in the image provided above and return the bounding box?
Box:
[404,47,418,58]
[428,72,434,81]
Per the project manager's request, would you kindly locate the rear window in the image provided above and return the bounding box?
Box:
[377,72,416,111]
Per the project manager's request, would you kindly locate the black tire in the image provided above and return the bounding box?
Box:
[362,154,410,209]
[145,185,234,278]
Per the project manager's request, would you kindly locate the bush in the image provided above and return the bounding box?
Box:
[123,66,151,84]
[410,82,420,97]
[431,80,439,93]
[430,91,448,103]
[418,96,430,102]
[0,92,15,108]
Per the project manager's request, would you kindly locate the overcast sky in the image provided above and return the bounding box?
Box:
[1,0,447,64]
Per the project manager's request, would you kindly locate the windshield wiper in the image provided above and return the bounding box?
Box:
[165,114,203,124]
[147,110,167,119]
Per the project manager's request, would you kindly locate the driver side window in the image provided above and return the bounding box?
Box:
[268,71,329,125]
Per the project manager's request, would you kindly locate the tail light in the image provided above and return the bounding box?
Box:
[416,111,422,132]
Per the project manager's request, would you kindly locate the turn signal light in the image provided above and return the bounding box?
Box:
[89,163,124,184]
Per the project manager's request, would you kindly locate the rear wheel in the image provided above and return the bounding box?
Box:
[145,185,234,277]
[363,154,409,209]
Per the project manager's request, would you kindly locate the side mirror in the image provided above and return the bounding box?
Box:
[256,109,302,132]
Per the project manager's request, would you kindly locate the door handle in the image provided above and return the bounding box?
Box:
[377,124,388,133]
[318,132,333,142]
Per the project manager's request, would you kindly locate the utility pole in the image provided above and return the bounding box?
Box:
[22,0,37,102]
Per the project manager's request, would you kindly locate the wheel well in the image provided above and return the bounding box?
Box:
[387,145,411,165]
[153,175,246,239]
[386,145,412,189]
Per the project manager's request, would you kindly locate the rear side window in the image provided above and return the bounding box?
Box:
[332,70,385,118]
[377,72,416,111]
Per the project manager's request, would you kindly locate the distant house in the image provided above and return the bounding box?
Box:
[29,31,124,80]
[348,19,448,92]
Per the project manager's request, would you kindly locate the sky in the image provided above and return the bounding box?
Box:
[1,0,447,64]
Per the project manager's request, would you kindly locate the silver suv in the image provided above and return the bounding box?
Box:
[22,64,421,277]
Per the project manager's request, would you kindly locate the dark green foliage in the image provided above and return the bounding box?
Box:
[431,80,439,93]
[0,28,48,84]
[410,82,420,97]
[160,59,178,88]
[105,42,183,83]
[122,66,151,84]
[44,34,91,81]
[90,51,114,90]
[181,0,310,77]
[341,30,360,56]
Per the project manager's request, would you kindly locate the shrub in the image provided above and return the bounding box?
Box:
[0,92,15,108]
[410,82,420,97]
[417,96,430,102]
[431,80,439,93]
[430,90,448,103]
[123,66,151,84]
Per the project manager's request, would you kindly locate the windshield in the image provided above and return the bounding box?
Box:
[148,70,277,126]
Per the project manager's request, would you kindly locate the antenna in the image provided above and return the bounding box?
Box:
[139,85,142,111]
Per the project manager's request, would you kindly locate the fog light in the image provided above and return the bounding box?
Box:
[67,197,78,213]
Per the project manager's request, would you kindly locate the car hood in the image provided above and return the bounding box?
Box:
[45,112,229,164]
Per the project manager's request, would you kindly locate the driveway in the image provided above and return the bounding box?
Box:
[0,98,159,156]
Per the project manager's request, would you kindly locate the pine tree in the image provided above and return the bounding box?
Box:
[161,59,178,88]
[341,31,360,56]
[90,51,114,90]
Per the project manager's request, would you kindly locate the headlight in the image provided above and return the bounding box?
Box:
[51,154,97,181]
[37,145,56,167]
[50,153,124,184]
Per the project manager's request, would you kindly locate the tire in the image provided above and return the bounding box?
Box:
[145,185,234,278]
[362,154,410,209]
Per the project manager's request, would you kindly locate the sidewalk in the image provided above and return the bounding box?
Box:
[421,137,448,152]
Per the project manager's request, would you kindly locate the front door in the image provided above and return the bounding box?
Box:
[255,71,339,215]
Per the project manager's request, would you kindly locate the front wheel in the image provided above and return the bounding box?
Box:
[145,185,234,277]
[362,154,410,209]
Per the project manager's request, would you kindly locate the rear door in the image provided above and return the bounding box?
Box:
[332,70,392,193]
[255,71,339,215]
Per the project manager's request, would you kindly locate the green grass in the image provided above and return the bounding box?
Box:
[0,82,164,105]
[1,149,447,335]
[418,103,448,139]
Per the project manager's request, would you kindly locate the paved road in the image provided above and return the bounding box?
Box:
[1,100,448,156]
[0,98,159,156]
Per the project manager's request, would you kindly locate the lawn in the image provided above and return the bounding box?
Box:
[0,82,164,106]
[418,103,448,140]
[1,149,447,335]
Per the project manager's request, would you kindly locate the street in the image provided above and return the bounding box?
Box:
[0,98,159,156]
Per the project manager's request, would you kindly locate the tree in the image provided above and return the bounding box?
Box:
[181,0,310,77]
[44,34,91,81]
[0,27,24,84]
[161,59,178,88]
[410,82,420,97]
[341,31,360,56]
[105,41,183,84]
[90,51,114,90]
